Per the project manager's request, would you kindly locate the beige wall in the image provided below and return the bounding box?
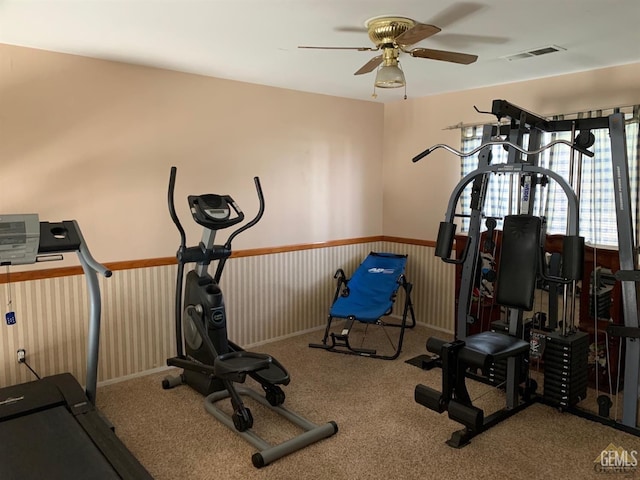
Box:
[0,44,384,266]
[382,62,640,241]
[4,44,638,261]
[2,44,640,384]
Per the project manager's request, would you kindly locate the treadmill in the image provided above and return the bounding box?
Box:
[0,214,152,480]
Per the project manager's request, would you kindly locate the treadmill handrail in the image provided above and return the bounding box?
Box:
[72,220,111,404]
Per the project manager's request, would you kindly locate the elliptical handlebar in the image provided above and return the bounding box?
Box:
[213,177,265,284]
[168,166,187,250]
[224,177,265,249]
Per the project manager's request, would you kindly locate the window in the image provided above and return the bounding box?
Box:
[459,107,640,247]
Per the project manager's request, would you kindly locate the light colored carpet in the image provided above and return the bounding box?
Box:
[97,324,640,480]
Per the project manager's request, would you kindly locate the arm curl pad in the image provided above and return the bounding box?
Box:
[562,235,584,281]
[435,222,456,259]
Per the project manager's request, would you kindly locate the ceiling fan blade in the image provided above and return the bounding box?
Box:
[428,2,485,29]
[298,46,376,51]
[354,55,383,75]
[433,33,509,48]
[395,23,441,46]
[410,48,478,64]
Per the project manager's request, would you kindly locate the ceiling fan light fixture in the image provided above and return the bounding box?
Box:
[374,63,405,88]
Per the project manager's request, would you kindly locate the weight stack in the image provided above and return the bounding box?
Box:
[589,286,612,319]
[487,358,507,386]
[542,331,589,407]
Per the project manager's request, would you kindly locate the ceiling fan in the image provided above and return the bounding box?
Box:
[299,16,478,94]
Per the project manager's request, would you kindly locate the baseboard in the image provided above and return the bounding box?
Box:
[386,313,454,336]
[97,365,174,388]
[96,325,329,388]
[96,322,452,388]
[244,324,327,349]
[417,321,453,336]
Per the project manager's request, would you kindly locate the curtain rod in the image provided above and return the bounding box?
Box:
[443,103,639,131]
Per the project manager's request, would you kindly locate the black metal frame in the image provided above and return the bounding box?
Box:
[413,99,640,442]
[415,160,578,446]
[415,338,534,448]
[310,254,416,360]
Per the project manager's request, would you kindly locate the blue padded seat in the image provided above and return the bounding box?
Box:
[310,252,416,360]
[330,253,407,323]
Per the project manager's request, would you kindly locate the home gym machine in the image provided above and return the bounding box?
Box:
[162,167,338,468]
[412,99,640,444]
[0,215,152,479]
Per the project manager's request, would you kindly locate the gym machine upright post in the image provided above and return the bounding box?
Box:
[162,167,338,468]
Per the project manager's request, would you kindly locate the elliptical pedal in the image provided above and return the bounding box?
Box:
[214,351,272,382]
[249,359,290,386]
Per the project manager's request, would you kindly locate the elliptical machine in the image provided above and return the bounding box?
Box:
[162,167,337,468]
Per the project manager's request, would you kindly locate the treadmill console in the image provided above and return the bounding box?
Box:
[0,214,40,266]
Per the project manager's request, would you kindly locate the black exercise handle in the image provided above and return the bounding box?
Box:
[434,221,470,265]
[224,177,264,248]
[168,166,187,249]
[214,177,265,284]
[435,222,456,259]
[412,147,435,163]
[168,166,187,357]
[538,236,585,285]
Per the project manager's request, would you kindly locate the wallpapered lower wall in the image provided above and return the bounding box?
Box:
[0,241,454,387]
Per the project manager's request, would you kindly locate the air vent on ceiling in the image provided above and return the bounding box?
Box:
[502,45,566,61]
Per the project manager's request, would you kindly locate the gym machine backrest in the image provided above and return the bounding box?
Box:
[0,214,152,479]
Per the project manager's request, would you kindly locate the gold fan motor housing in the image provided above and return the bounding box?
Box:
[365,16,416,46]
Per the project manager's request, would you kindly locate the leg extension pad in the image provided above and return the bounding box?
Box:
[415,384,446,413]
[448,400,484,432]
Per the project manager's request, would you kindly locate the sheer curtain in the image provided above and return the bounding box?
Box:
[459,106,640,247]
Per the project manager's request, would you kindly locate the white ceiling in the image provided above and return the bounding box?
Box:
[1,0,640,103]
